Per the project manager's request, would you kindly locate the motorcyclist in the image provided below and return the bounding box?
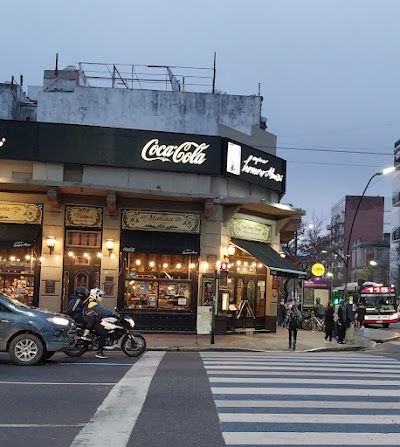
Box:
[84,288,113,359]
[65,287,92,340]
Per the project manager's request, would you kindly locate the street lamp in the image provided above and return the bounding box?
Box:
[321,249,349,284]
[346,166,396,283]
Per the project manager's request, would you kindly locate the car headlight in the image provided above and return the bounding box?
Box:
[46,316,70,326]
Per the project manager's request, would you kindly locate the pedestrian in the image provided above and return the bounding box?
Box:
[337,299,349,344]
[277,299,286,327]
[285,304,301,350]
[324,300,334,343]
[356,300,366,330]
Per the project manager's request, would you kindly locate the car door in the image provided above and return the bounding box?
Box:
[0,302,17,350]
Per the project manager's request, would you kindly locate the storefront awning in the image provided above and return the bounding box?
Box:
[231,238,306,278]
[121,230,200,255]
[0,223,41,248]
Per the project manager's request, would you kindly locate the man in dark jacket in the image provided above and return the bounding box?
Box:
[337,299,349,344]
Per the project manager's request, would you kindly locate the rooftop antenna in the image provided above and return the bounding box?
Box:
[55,53,59,76]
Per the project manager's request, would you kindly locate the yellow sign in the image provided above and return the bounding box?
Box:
[311,263,325,277]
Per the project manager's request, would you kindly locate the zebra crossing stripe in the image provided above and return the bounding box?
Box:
[202,352,400,446]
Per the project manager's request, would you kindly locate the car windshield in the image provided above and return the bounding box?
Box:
[0,293,30,308]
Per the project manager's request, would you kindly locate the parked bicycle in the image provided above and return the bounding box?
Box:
[301,311,325,332]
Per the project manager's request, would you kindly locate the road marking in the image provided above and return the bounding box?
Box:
[70,351,165,447]
[215,400,400,409]
[209,377,400,386]
[0,382,116,385]
[220,413,400,424]
[208,369,400,378]
[223,432,400,445]
[0,424,85,428]
[212,386,400,396]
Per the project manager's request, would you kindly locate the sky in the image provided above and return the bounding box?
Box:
[1,0,399,227]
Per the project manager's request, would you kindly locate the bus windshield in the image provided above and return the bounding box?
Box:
[363,295,395,310]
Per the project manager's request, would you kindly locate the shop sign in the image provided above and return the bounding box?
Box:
[65,206,103,228]
[304,279,332,288]
[122,210,201,234]
[141,139,209,165]
[225,140,286,193]
[311,263,325,277]
[230,218,271,244]
[0,202,42,224]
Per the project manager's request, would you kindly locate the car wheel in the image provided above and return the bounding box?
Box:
[383,323,389,328]
[9,334,44,366]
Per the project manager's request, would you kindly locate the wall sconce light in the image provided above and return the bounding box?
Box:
[227,245,236,256]
[105,239,115,257]
[46,236,56,255]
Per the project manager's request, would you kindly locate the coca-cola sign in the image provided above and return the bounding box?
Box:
[141,139,209,165]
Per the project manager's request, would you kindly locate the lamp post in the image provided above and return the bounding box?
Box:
[345,166,396,284]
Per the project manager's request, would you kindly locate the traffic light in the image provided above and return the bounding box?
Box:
[220,261,228,271]
[219,261,228,287]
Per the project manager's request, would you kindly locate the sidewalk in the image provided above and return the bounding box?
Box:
[144,325,400,352]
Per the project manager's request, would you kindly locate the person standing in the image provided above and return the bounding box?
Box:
[277,299,286,327]
[337,299,349,344]
[285,304,301,350]
[324,301,334,343]
[356,300,366,330]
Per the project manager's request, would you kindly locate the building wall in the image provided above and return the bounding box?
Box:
[36,86,262,137]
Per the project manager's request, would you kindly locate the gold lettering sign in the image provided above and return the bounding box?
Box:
[65,206,103,228]
[0,202,42,224]
[230,218,271,243]
[122,210,200,234]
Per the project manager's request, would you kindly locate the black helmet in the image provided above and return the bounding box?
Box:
[75,286,89,299]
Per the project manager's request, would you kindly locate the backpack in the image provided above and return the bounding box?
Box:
[288,312,299,330]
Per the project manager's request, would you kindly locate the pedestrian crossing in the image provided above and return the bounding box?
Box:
[201,352,400,446]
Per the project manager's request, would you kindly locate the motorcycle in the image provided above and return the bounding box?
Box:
[64,311,146,358]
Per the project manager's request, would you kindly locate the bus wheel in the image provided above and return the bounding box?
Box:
[383,323,389,328]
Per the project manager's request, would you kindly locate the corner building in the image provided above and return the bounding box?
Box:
[0,62,304,333]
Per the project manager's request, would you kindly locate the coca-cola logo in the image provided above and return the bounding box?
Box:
[141,139,209,165]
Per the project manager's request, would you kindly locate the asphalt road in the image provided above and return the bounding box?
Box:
[2,325,400,447]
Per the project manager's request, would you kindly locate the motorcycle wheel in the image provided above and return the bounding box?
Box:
[121,333,146,357]
[64,341,88,357]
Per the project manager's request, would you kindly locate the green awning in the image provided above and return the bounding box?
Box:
[231,238,306,278]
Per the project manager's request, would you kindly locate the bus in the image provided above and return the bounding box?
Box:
[348,282,398,328]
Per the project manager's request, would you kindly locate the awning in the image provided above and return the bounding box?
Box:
[121,230,200,255]
[231,238,306,278]
[0,223,41,248]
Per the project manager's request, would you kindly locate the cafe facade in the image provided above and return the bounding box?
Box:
[0,118,304,333]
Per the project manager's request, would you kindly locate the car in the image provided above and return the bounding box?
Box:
[0,293,76,366]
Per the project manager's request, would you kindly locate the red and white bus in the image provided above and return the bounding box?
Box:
[353,283,398,327]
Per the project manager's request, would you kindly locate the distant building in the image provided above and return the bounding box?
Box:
[330,196,385,285]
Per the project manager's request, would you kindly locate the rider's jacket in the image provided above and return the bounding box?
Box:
[84,298,113,322]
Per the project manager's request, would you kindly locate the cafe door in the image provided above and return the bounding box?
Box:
[62,256,101,311]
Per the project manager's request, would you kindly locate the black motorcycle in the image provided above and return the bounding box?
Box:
[64,311,146,358]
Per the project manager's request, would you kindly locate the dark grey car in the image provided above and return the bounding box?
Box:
[0,293,76,365]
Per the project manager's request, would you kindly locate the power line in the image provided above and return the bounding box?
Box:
[286,161,385,167]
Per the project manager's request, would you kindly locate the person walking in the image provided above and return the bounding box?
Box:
[324,301,334,343]
[337,299,349,344]
[285,304,301,350]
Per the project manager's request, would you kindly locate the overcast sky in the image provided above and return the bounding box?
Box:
[1,0,399,227]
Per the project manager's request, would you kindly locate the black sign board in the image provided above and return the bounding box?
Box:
[0,119,223,175]
[223,139,286,193]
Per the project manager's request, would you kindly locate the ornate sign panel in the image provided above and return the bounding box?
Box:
[122,210,200,234]
[0,202,42,224]
[230,218,271,244]
[65,206,103,228]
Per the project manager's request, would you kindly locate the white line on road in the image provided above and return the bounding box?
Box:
[209,377,400,386]
[0,382,116,385]
[207,369,400,378]
[211,386,400,396]
[215,400,400,409]
[223,432,400,445]
[0,424,85,428]
[219,413,400,424]
[70,351,165,447]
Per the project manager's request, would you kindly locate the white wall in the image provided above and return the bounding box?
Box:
[37,87,262,136]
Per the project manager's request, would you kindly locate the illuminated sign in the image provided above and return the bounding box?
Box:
[141,139,209,165]
[311,263,325,277]
[363,286,394,294]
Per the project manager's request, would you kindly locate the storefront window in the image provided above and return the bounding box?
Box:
[0,249,36,305]
[124,253,196,311]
